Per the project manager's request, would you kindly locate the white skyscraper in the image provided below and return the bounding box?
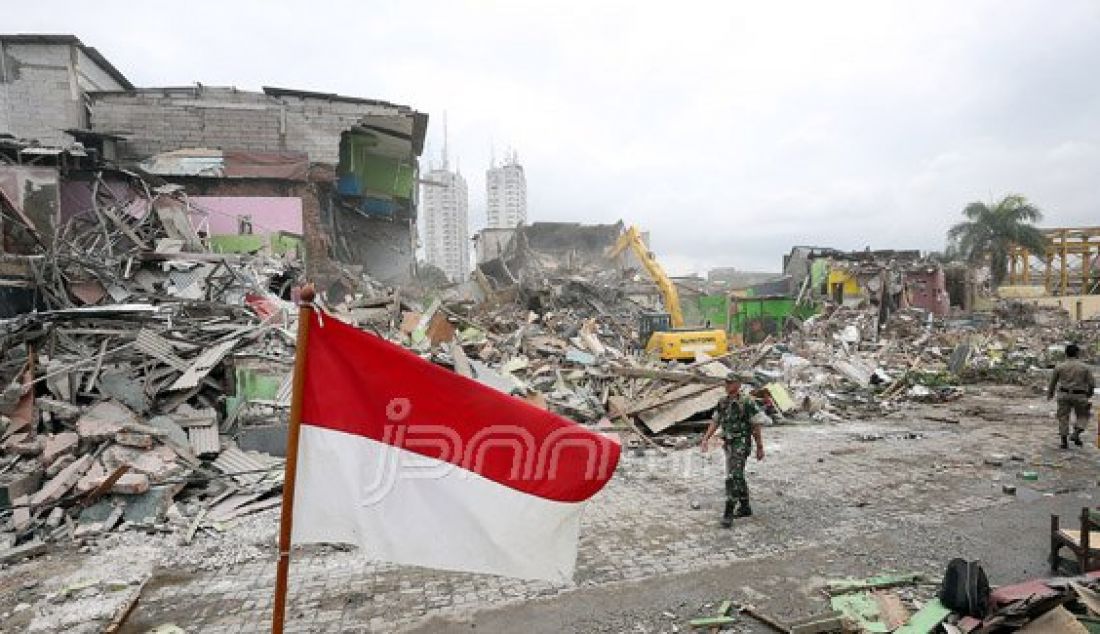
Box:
[422,146,470,282]
[486,150,527,228]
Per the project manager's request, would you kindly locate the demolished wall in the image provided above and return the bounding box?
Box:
[0,166,59,253]
[88,88,426,285]
[478,221,627,290]
[87,86,426,166]
[160,176,334,281]
[0,36,131,146]
[328,211,415,286]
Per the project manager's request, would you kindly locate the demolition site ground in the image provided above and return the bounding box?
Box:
[1,384,1094,633]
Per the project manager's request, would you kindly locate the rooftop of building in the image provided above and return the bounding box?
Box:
[0,33,135,90]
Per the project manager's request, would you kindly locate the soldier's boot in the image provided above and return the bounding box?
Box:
[720,501,734,529]
[734,499,752,518]
[1061,435,1070,450]
[1072,429,1084,447]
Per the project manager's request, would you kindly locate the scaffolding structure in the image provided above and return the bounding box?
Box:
[1007,227,1100,295]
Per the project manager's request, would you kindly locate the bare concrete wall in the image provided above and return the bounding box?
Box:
[88,87,417,165]
[1021,294,1100,322]
[475,228,516,264]
[0,41,126,146]
[0,43,80,146]
[330,210,415,285]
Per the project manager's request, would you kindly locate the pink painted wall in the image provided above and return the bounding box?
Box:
[188,196,303,236]
[906,267,950,316]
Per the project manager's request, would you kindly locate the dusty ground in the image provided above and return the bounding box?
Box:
[2,384,1098,633]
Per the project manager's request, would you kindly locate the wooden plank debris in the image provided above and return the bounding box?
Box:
[0,538,47,564]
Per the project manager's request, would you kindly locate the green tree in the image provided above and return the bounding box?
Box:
[946,195,1046,285]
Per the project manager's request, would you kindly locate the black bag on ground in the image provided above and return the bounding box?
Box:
[939,558,991,617]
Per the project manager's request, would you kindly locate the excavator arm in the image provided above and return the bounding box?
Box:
[607,226,685,327]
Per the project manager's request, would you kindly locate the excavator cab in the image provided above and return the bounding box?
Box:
[638,311,673,346]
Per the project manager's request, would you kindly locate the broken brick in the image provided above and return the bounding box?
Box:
[75,401,138,441]
[12,495,31,532]
[36,397,83,421]
[115,432,154,449]
[101,445,177,480]
[46,454,76,478]
[109,473,150,495]
[75,461,108,495]
[30,454,93,507]
[42,432,79,465]
[9,437,45,456]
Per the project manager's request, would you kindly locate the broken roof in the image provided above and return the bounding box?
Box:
[519,222,625,253]
[138,148,310,181]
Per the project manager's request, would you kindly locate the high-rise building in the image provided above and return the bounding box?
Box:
[422,153,470,282]
[486,150,527,228]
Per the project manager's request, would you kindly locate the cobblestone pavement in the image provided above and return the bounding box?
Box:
[4,386,1096,632]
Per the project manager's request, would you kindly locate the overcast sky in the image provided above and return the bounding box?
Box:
[9,1,1100,274]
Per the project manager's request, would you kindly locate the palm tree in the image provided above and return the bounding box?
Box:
[946,195,1046,285]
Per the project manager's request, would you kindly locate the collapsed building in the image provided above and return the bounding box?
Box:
[4,38,1096,631]
[0,34,433,563]
[1,34,428,298]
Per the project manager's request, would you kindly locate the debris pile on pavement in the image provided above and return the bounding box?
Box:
[688,565,1100,632]
[4,179,1099,569]
[406,253,1099,445]
[0,175,308,561]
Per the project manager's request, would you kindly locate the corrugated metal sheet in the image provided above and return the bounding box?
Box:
[212,444,283,487]
[167,265,212,300]
[135,329,187,371]
[187,425,220,457]
[275,373,293,406]
[168,338,238,391]
[140,149,226,178]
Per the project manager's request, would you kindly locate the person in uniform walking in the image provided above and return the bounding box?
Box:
[1048,343,1096,449]
[701,372,769,528]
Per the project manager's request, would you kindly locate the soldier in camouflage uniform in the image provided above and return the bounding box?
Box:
[701,372,769,528]
[1048,343,1096,449]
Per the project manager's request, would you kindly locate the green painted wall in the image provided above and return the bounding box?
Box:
[730,297,817,343]
[339,133,416,199]
[227,366,286,414]
[698,294,730,329]
[811,259,830,291]
[209,233,301,255]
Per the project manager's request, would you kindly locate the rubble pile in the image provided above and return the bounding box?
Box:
[0,174,308,559]
[747,300,1094,422]
[4,184,1099,566]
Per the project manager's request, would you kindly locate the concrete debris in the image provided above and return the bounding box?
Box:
[2,159,1099,620]
[0,170,311,554]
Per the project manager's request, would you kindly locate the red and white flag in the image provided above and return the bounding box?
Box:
[291,312,621,582]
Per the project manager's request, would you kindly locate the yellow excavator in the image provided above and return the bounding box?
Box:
[607,226,728,360]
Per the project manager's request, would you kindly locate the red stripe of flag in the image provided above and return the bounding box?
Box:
[300,313,621,503]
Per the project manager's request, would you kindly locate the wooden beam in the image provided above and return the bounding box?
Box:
[608,366,724,384]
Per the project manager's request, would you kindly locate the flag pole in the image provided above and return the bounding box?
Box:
[272,284,315,634]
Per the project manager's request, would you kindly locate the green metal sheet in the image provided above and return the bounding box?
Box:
[830,592,890,633]
[827,572,925,595]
